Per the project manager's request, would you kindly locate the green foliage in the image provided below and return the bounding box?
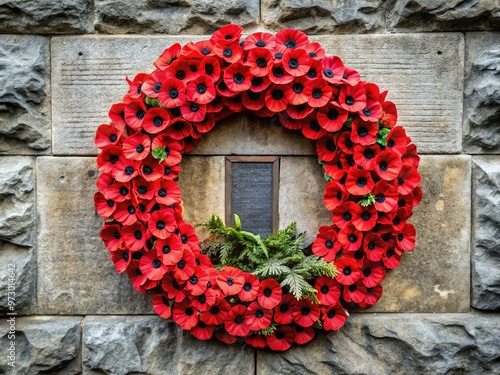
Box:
[200,214,338,302]
[376,126,391,146]
[257,323,277,336]
[152,147,168,163]
[145,96,162,107]
[358,193,376,207]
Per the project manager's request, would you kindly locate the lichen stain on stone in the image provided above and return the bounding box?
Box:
[443,166,461,191]
[435,200,445,211]
[403,286,422,301]
[434,284,455,299]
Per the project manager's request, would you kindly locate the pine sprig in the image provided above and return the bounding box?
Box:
[257,323,278,336]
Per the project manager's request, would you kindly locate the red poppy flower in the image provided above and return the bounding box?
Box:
[156,235,183,266]
[245,301,273,331]
[258,279,282,309]
[390,206,413,232]
[350,119,378,145]
[343,281,367,304]
[275,28,309,50]
[371,180,398,213]
[332,201,362,229]
[323,171,349,205]
[242,90,266,111]
[97,145,123,174]
[181,100,207,122]
[108,103,126,128]
[238,272,260,302]
[100,180,131,203]
[338,223,363,251]
[216,266,244,296]
[166,118,193,141]
[340,66,361,86]
[380,99,398,128]
[282,48,310,77]
[321,303,348,331]
[361,260,386,288]
[147,209,175,239]
[210,24,243,45]
[375,150,402,181]
[305,59,322,80]
[200,297,231,325]
[214,330,237,345]
[271,294,295,324]
[395,223,416,251]
[244,334,268,349]
[312,226,341,262]
[321,56,344,84]
[198,56,221,81]
[153,180,180,206]
[277,112,302,130]
[225,304,251,337]
[122,132,151,161]
[284,77,312,105]
[111,157,139,183]
[136,157,162,183]
[269,64,294,85]
[304,41,325,59]
[352,205,377,232]
[265,85,288,112]
[301,116,327,140]
[125,72,148,100]
[139,250,169,281]
[221,94,243,113]
[382,246,401,269]
[184,266,210,296]
[314,276,341,306]
[94,192,117,219]
[345,168,374,196]
[397,165,421,195]
[244,32,276,50]
[143,107,171,134]
[337,131,355,154]
[353,144,379,170]
[317,102,348,132]
[193,112,216,133]
[308,78,333,108]
[292,324,315,345]
[359,99,383,122]
[154,43,181,70]
[162,273,186,303]
[190,320,214,340]
[284,103,314,120]
[339,83,367,112]
[246,47,274,77]
[358,284,383,308]
[157,78,186,108]
[173,299,199,330]
[151,135,183,167]
[188,286,216,312]
[249,75,272,92]
[335,256,362,285]
[172,247,196,281]
[100,223,123,252]
[110,248,131,273]
[166,60,196,83]
[177,221,201,254]
[126,259,149,292]
[95,123,122,149]
[186,74,216,105]
[141,70,167,98]
[122,222,150,252]
[403,143,420,168]
[324,156,345,181]
[114,200,139,225]
[223,62,252,92]
[266,325,295,351]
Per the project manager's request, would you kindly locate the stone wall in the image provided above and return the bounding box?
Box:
[0,1,499,374]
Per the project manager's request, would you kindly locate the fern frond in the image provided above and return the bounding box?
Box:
[281,271,317,301]
[257,323,278,336]
[254,259,291,278]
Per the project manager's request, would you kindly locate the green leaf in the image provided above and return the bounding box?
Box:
[144,96,162,107]
[152,147,167,163]
[257,323,277,336]
[254,259,291,278]
[376,127,391,146]
[280,271,313,300]
[358,193,376,207]
[234,214,242,231]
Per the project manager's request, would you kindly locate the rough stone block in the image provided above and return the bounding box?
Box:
[262,0,385,33]
[0,36,51,154]
[257,314,500,375]
[36,156,153,315]
[94,0,259,34]
[315,33,464,154]
[387,0,500,31]
[0,317,82,375]
[0,0,93,34]
[0,157,35,247]
[83,316,255,375]
[0,242,36,315]
[463,32,500,154]
[472,156,500,310]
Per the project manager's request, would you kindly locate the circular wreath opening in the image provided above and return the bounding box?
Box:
[94,24,422,351]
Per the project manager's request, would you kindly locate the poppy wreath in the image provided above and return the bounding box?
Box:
[94,24,422,351]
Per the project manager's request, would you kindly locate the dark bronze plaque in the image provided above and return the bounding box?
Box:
[225,156,279,237]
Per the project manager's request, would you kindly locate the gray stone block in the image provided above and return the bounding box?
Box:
[83,316,255,375]
[387,0,500,31]
[0,317,82,375]
[0,36,51,154]
[472,156,500,310]
[0,157,35,247]
[257,314,500,375]
[262,0,385,33]
[36,157,153,315]
[463,32,500,154]
[94,0,259,34]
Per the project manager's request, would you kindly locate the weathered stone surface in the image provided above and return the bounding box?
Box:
[262,0,385,33]
[0,36,51,154]
[279,157,331,246]
[0,0,93,34]
[472,156,500,310]
[37,157,153,315]
[0,317,82,375]
[83,316,255,375]
[315,33,464,154]
[257,314,500,375]
[177,156,225,241]
[367,155,471,313]
[463,32,500,154]
[387,0,500,31]
[94,0,259,34]
[0,157,35,247]
[53,34,463,155]
[0,242,36,315]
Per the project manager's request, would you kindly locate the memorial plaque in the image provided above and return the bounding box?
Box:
[225,156,279,237]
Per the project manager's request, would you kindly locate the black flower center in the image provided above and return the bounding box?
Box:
[223,48,233,57]
[362,211,372,221]
[162,245,170,254]
[292,83,303,93]
[109,134,117,142]
[107,199,114,207]
[153,117,163,127]
[348,234,357,243]
[243,282,252,292]
[119,187,129,195]
[256,40,266,47]
[375,193,385,203]
[176,70,186,80]
[201,47,210,55]
[181,234,188,244]
[178,260,186,269]
[189,275,198,284]
[114,232,121,239]
[256,57,267,67]
[363,268,371,277]
[388,139,395,148]
[275,52,283,59]
[122,252,129,261]
[364,149,375,159]
[134,230,142,240]
[368,242,375,250]
[285,40,296,48]
[125,166,134,175]
[325,239,333,249]
[363,108,372,116]
[348,284,357,292]
[152,259,161,268]
[309,52,317,58]
[279,303,289,313]
[357,177,367,187]
[398,177,405,186]
[324,69,333,78]
[327,109,339,120]
[379,161,389,171]
[312,88,322,99]
[320,285,329,294]
[136,110,146,120]
[301,307,311,315]
[169,89,179,99]
[398,233,404,241]
[158,189,167,197]
[255,310,264,318]
[273,67,284,77]
[346,96,355,105]
[325,139,336,151]
[343,212,352,221]
[343,267,351,275]
[154,83,162,93]
[264,288,272,297]
[110,155,119,164]
[143,166,153,175]
[234,74,244,84]
[252,77,263,86]
[272,89,284,100]
[226,277,234,286]
[276,332,285,339]
[288,58,299,69]
[307,69,317,79]
[197,84,206,94]
[127,206,135,214]
[185,307,194,316]
[156,221,165,230]
[190,102,199,112]
[210,306,220,314]
[327,310,335,318]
